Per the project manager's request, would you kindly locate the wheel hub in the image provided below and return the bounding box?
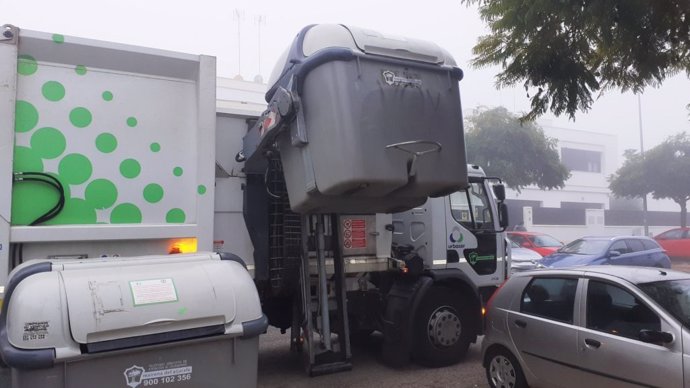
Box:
[489,355,516,388]
[427,306,461,348]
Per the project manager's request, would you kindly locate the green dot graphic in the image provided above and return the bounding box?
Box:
[127,117,138,127]
[150,143,161,152]
[18,55,38,76]
[96,133,118,153]
[143,183,164,203]
[45,198,97,225]
[166,208,186,223]
[58,153,92,185]
[13,146,44,172]
[75,65,87,75]
[31,127,66,159]
[52,34,65,44]
[15,100,39,133]
[197,185,207,195]
[85,179,118,209]
[173,167,183,177]
[42,81,66,102]
[70,107,92,128]
[120,159,141,179]
[111,203,142,223]
[102,91,113,101]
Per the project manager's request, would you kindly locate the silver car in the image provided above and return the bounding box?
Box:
[482,266,690,388]
[509,240,544,274]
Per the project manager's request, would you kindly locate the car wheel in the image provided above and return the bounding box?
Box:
[413,286,474,367]
[485,348,528,388]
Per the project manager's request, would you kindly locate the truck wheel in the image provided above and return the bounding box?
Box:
[413,286,474,367]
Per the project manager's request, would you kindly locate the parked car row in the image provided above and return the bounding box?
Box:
[508,232,673,272]
[490,228,687,387]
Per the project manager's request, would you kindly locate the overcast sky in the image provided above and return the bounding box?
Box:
[6,0,690,160]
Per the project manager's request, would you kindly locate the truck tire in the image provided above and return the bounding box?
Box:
[412,286,474,367]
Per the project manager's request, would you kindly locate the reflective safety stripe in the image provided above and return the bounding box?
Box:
[432,259,447,265]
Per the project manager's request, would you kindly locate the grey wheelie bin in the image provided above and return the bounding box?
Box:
[247,24,468,214]
[0,252,267,388]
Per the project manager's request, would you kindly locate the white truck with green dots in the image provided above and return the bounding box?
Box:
[1,23,510,377]
[1,24,216,287]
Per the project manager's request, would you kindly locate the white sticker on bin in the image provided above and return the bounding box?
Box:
[129,278,178,306]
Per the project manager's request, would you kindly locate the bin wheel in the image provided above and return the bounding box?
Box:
[485,347,528,388]
[413,286,473,367]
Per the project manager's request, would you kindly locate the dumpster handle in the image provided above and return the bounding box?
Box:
[0,261,56,369]
[144,318,177,326]
[386,140,442,177]
[241,314,269,339]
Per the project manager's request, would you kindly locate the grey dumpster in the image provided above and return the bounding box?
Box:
[264,24,468,214]
[0,252,267,388]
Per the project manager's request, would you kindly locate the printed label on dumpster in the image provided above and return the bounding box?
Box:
[22,320,49,341]
[124,360,193,387]
[129,278,178,306]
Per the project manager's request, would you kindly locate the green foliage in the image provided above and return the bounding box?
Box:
[465,106,570,192]
[609,133,690,226]
[462,0,690,121]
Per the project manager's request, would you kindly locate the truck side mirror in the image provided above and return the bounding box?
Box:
[498,203,509,230]
[492,184,506,201]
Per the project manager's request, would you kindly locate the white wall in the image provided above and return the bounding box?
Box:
[521,206,674,244]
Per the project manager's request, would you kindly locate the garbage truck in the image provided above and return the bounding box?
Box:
[218,24,510,374]
[0,22,509,378]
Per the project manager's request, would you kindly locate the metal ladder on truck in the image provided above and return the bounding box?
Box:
[242,86,351,376]
[292,214,352,376]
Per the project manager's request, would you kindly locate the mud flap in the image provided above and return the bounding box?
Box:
[381,276,433,367]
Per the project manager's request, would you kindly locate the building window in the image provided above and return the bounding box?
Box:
[561,148,602,173]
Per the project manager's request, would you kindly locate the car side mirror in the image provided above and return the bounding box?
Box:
[521,242,530,248]
[608,250,621,258]
[639,329,674,344]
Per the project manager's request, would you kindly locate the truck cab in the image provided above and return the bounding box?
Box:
[392,164,509,302]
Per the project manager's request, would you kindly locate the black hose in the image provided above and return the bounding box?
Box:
[10,172,67,268]
[13,172,66,226]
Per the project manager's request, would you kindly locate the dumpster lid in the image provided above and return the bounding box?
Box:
[268,24,457,93]
[301,24,455,65]
[59,255,237,344]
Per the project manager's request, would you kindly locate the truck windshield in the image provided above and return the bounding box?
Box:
[449,182,494,231]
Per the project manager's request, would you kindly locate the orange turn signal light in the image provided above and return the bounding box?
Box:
[169,238,198,254]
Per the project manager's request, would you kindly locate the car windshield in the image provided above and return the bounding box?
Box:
[529,235,562,247]
[639,279,690,329]
[558,239,609,255]
[510,241,520,248]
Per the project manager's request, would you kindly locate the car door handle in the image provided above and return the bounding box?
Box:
[584,338,601,348]
[514,319,527,328]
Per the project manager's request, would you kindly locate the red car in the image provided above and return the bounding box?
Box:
[507,231,564,257]
[654,227,690,259]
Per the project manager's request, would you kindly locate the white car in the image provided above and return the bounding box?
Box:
[509,240,543,274]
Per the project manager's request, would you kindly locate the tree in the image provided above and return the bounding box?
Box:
[461,0,690,121]
[609,133,690,227]
[465,106,570,192]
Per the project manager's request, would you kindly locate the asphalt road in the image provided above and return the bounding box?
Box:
[257,328,486,388]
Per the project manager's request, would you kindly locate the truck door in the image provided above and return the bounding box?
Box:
[445,177,506,292]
